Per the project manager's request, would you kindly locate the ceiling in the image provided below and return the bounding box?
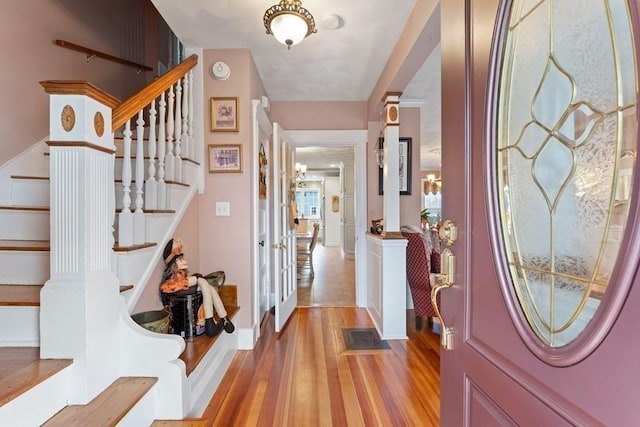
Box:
[151,0,442,172]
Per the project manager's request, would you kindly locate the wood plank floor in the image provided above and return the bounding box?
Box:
[297,245,355,307]
[202,307,441,426]
[203,243,441,426]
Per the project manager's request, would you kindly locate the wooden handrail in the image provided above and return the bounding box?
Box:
[55,39,153,73]
[112,54,198,130]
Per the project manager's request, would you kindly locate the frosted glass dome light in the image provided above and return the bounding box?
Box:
[264,0,317,50]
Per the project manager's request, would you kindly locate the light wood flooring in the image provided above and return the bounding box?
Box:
[297,244,355,307]
[202,243,442,426]
[203,307,441,426]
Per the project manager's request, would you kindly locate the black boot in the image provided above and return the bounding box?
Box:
[205,318,223,337]
[222,317,235,333]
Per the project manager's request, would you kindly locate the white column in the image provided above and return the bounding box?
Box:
[39,82,121,403]
[382,93,401,234]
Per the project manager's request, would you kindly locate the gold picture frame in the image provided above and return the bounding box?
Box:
[208,144,242,173]
[210,97,238,132]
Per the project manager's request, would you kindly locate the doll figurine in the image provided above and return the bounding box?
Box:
[160,238,234,337]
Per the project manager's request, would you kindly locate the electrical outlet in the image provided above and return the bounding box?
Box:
[215,202,230,216]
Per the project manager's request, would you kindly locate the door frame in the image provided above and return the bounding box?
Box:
[250,99,272,346]
[287,130,368,307]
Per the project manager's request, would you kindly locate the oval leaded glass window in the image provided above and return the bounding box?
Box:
[495,0,637,352]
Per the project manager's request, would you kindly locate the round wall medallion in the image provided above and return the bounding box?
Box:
[389,105,398,121]
[61,105,75,132]
[94,112,105,137]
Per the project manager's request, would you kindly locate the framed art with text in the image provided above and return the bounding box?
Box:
[210,97,238,132]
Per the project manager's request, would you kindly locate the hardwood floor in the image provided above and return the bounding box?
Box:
[203,243,441,426]
[297,244,355,307]
[202,307,441,426]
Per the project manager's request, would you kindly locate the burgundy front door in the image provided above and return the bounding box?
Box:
[440,0,640,424]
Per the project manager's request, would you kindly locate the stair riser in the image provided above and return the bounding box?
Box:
[114,386,156,427]
[11,178,49,206]
[0,366,72,426]
[114,159,194,184]
[0,251,50,284]
[0,306,39,346]
[114,183,188,211]
[114,246,158,291]
[0,210,49,240]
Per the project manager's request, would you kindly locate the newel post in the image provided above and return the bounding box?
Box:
[39,81,121,403]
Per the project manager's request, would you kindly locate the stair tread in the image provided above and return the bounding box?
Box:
[10,175,49,180]
[0,240,50,251]
[180,304,239,376]
[113,242,157,252]
[0,348,72,407]
[0,205,49,212]
[0,285,42,306]
[42,376,158,426]
[151,419,209,426]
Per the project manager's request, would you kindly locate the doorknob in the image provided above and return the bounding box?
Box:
[431,248,455,351]
[259,240,265,247]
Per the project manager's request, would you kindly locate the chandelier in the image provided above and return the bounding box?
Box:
[263,0,317,50]
[295,163,307,180]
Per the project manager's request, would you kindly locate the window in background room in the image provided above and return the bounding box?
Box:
[295,189,321,219]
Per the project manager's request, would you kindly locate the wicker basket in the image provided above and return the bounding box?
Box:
[132,309,170,334]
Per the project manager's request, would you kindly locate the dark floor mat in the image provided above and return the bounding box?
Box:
[341,328,390,350]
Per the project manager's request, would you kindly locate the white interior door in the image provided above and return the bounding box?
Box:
[272,122,297,332]
[252,100,271,331]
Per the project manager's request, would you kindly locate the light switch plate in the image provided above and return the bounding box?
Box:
[216,202,230,216]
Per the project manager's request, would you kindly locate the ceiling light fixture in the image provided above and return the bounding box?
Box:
[295,163,307,180]
[263,0,317,50]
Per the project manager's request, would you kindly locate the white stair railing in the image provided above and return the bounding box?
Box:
[111,57,197,245]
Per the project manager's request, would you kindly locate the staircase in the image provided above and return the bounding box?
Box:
[0,54,239,424]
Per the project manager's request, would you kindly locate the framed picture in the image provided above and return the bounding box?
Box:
[210,97,238,132]
[378,136,412,195]
[208,144,242,173]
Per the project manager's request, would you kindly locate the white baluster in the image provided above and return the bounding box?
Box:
[118,120,133,247]
[145,99,157,210]
[178,75,189,181]
[188,70,195,163]
[174,80,183,183]
[134,110,145,244]
[165,85,175,182]
[157,91,167,209]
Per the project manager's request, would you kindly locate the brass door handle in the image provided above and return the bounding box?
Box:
[431,248,455,351]
[439,220,458,246]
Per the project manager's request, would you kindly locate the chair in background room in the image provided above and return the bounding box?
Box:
[401,225,440,330]
[297,222,320,278]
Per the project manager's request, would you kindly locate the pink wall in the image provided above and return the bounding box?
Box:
[0,0,159,165]
[197,48,266,328]
[367,107,422,229]
[269,102,367,129]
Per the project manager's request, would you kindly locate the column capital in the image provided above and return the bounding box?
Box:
[382,92,402,127]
